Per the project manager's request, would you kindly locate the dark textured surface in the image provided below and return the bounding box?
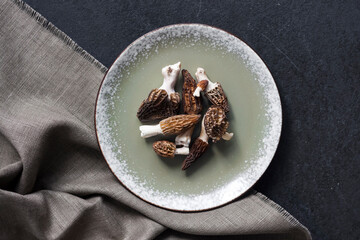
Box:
[23,1,360,239]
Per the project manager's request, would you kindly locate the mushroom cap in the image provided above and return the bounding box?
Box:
[204,106,229,142]
[169,92,181,113]
[181,138,209,170]
[153,141,176,158]
[205,82,229,113]
[160,114,201,136]
[182,69,202,114]
[197,80,209,91]
[136,89,180,122]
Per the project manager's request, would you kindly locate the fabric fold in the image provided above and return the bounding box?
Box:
[0,0,311,239]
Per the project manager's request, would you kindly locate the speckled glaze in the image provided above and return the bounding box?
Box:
[95,24,282,211]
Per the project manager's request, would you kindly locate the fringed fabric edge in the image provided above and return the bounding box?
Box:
[12,0,108,74]
[253,190,312,240]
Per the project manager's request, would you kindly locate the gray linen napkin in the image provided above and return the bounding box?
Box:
[0,0,311,239]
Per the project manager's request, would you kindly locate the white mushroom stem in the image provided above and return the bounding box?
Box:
[222,132,234,141]
[175,147,190,155]
[139,124,163,138]
[198,117,209,143]
[159,62,181,98]
[193,67,218,97]
[175,126,195,151]
[193,87,202,97]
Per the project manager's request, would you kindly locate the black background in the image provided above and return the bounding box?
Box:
[23,1,360,239]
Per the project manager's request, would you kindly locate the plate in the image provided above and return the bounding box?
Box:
[95,24,282,211]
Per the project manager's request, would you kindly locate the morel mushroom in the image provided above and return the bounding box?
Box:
[175,69,202,151]
[136,62,181,121]
[181,69,202,114]
[193,67,229,112]
[153,140,189,158]
[204,106,233,142]
[182,117,209,170]
[139,114,201,138]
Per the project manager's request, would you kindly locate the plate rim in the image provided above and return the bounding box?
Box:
[94,23,282,212]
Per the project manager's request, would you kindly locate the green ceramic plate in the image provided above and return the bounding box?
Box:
[95,24,282,211]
